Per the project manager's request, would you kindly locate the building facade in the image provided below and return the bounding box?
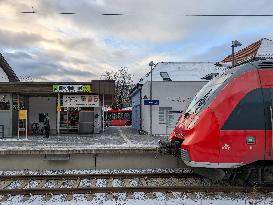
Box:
[0,81,115,137]
[131,62,222,135]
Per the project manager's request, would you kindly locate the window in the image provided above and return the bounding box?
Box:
[112,113,117,120]
[0,94,10,110]
[124,112,131,120]
[186,72,232,114]
[159,107,172,124]
[222,89,265,130]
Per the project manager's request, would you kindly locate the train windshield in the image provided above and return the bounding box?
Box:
[185,72,232,114]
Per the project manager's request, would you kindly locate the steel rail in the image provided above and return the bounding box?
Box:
[0,186,270,196]
[0,172,200,181]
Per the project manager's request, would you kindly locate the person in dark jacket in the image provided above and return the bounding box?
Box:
[43,114,50,138]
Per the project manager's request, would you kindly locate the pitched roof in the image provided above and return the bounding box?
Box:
[138,62,222,84]
[222,38,273,66]
[0,53,19,82]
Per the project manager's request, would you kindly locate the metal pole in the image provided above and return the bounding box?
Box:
[17,94,19,140]
[25,112,28,140]
[57,93,60,136]
[150,65,153,137]
[102,94,105,133]
[232,45,235,68]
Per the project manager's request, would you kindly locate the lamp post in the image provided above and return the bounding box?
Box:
[231,40,242,67]
[149,61,155,137]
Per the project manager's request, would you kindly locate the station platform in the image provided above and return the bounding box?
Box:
[0,127,183,171]
[0,126,166,154]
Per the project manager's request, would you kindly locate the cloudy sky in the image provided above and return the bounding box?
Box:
[1,0,273,82]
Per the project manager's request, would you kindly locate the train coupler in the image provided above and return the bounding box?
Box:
[158,140,182,158]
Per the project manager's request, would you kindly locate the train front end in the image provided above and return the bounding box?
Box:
[163,72,229,168]
[160,62,268,174]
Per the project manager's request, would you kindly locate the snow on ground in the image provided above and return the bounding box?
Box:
[0,127,166,150]
[0,168,272,204]
[0,168,191,176]
[0,192,272,205]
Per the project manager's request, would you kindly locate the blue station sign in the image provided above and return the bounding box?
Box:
[144,99,160,105]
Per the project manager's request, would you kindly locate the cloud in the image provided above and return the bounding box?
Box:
[3,51,95,82]
[0,0,273,83]
[0,29,45,49]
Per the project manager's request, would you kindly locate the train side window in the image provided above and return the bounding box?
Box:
[124,112,130,120]
[222,89,265,130]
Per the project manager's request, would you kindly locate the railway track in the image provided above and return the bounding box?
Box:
[0,172,270,197]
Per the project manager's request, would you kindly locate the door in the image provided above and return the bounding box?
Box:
[258,68,273,160]
[79,111,94,134]
[219,89,266,164]
[263,88,273,160]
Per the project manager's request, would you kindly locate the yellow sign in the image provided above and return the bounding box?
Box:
[57,106,61,112]
[19,110,27,120]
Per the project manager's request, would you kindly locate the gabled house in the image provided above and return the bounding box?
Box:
[0,53,19,82]
[221,38,273,67]
[131,62,222,135]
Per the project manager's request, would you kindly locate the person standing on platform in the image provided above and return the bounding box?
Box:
[43,113,50,139]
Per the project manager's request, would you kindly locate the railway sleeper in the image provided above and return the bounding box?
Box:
[0,181,11,189]
[145,192,156,199]
[43,195,52,202]
[0,195,9,202]
[84,193,94,201]
[126,192,134,199]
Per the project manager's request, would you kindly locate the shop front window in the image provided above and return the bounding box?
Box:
[0,94,10,110]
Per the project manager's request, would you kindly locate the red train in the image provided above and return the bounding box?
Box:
[160,59,273,185]
[104,109,132,126]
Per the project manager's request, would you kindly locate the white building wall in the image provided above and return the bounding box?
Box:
[29,97,57,134]
[0,67,9,82]
[141,81,207,135]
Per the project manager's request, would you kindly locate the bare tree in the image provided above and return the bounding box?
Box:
[102,68,133,109]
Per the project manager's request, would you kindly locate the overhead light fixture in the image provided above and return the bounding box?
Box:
[231,40,242,67]
[232,40,242,47]
[160,72,172,81]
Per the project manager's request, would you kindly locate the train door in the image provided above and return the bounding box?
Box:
[263,89,273,160]
[219,89,266,165]
[257,68,273,160]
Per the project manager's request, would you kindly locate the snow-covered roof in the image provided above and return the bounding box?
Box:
[138,62,221,84]
[222,38,273,66]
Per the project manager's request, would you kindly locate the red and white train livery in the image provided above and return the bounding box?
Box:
[161,60,273,184]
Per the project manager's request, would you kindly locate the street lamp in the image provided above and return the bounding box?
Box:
[231,40,242,67]
[149,61,155,137]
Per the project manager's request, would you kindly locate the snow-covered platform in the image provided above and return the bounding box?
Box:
[0,126,166,154]
[0,127,182,171]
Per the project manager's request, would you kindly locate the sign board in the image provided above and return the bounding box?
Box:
[63,95,99,107]
[144,99,160,105]
[56,106,61,112]
[53,85,91,93]
[19,110,27,120]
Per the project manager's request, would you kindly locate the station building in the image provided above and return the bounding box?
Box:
[0,54,115,137]
[131,62,222,135]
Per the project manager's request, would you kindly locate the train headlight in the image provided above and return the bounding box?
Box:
[187,115,200,129]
